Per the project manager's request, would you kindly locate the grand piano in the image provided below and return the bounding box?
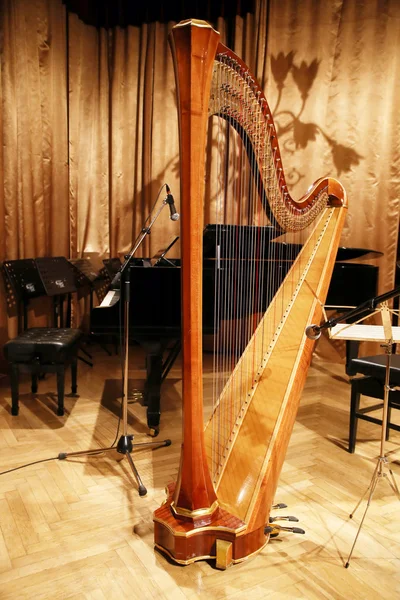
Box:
[90,224,381,435]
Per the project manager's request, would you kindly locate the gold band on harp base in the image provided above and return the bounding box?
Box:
[170,499,219,519]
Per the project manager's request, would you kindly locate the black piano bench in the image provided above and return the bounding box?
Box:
[348,354,400,453]
[4,328,83,417]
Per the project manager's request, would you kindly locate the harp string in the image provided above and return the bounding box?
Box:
[207,53,321,481]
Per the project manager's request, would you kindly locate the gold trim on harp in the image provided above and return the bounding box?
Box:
[170,499,219,519]
[153,516,247,537]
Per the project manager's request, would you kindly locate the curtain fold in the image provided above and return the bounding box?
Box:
[0,0,399,363]
[68,12,110,258]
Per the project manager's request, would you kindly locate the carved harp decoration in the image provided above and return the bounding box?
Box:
[154,19,347,569]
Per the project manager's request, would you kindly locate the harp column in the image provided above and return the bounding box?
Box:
[169,20,220,519]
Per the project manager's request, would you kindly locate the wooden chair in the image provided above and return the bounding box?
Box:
[2,258,82,416]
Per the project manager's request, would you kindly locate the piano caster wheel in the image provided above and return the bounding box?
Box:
[149,428,159,437]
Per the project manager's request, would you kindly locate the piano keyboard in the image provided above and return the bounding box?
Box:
[100,289,121,307]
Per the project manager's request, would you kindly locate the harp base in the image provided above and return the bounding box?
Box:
[153,525,269,569]
[153,491,270,568]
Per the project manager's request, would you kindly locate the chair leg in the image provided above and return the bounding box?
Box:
[31,373,38,394]
[71,356,78,395]
[10,363,19,416]
[56,366,65,416]
[348,381,360,453]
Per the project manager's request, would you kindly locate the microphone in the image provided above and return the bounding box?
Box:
[305,324,322,340]
[165,185,180,221]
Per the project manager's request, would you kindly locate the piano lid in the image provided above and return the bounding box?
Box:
[336,247,383,261]
[203,225,383,263]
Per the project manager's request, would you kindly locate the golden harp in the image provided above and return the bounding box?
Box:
[154,19,347,569]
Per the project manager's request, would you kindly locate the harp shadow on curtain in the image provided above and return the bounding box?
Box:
[270,51,364,189]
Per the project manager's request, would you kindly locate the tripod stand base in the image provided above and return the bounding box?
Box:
[58,436,171,496]
[117,434,148,496]
[345,455,400,568]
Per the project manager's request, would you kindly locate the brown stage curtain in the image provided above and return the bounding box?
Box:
[0,0,399,364]
[0,0,69,342]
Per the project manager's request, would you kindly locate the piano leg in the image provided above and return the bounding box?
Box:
[139,339,181,436]
[144,347,163,436]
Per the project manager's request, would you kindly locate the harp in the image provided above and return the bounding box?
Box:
[153,19,347,568]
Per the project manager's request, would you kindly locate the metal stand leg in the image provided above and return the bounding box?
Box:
[59,435,171,495]
[345,456,400,569]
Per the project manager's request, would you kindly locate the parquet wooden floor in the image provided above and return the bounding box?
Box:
[0,344,399,599]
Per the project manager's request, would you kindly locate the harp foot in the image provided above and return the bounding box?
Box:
[216,539,233,570]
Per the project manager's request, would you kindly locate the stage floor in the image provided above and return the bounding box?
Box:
[0,344,399,599]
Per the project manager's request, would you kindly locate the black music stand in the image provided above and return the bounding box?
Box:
[35,256,95,366]
[69,258,110,313]
[2,259,47,332]
[69,258,99,363]
[103,257,122,280]
[69,258,112,358]
[35,256,77,327]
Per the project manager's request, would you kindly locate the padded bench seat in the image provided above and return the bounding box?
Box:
[350,354,400,384]
[348,354,400,453]
[4,327,83,416]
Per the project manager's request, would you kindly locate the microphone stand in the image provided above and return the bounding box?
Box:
[59,192,175,495]
[306,285,400,340]
[305,286,400,567]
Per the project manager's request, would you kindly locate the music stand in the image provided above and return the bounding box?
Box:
[35,256,77,327]
[327,302,400,567]
[69,258,113,358]
[2,259,47,331]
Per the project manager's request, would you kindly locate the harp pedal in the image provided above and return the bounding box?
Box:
[269,515,299,523]
[215,539,233,570]
[265,523,305,538]
[272,503,287,510]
